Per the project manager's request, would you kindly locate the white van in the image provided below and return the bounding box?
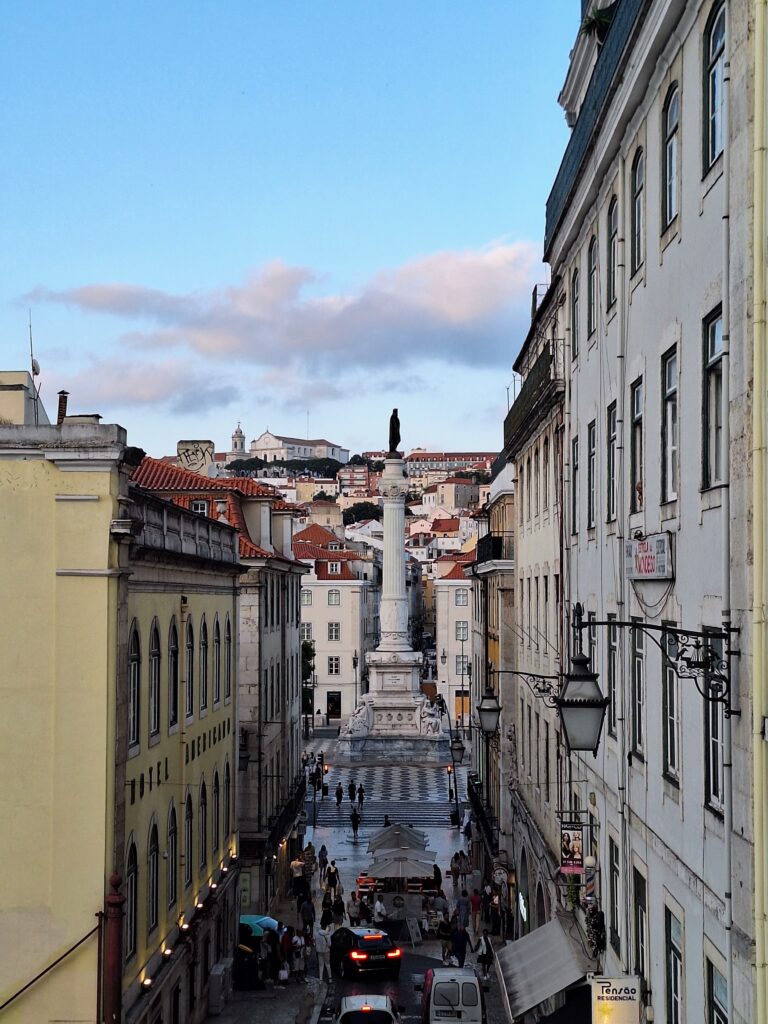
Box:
[417,967,485,1023]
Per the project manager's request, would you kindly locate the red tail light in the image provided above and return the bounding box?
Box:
[350,951,369,960]
[386,948,402,959]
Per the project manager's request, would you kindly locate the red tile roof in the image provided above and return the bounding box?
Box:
[315,562,357,581]
[293,523,340,545]
[293,541,357,561]
[440,564,469,580]
[431,517,460,532]
[436,550,475,563]
[133,458,276,498]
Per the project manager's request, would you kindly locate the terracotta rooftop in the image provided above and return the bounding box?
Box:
[439,563,470,581]
[431,517,460,532]
[293,523,340,545]
[315,562,357,581]
[133,458,277,498]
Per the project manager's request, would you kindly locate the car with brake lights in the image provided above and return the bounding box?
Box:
[332,994,402,1024]
[329,927,403,979]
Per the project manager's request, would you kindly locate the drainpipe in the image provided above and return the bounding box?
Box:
[754,0,768,1017]
[720,9,735,1024]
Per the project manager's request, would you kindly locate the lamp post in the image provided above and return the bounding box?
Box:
[437,694,466,828]
[352,650,359,709]
[476,687,502,807]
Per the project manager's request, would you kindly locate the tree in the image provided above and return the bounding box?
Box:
[226,456,266,472]
[313,490,335,501]
[301,640,316,715]
[342,501,384,525]
[349,454,367,465]
[368,459,385,472]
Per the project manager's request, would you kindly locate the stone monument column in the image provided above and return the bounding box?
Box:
[378,458,411,652]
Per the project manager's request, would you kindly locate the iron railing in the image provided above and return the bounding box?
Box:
[476,532,515,565]
[503,344,564,458]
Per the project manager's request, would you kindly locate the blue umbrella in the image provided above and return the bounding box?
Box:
[241,914,277,933]
[239,917,265,937]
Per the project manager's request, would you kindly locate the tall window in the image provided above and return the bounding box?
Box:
[631,149,645,274]
[607,197,618,306]
[125,840,138,960]
[199,618,208,711]
[587,237,597,335]
[518,464,525,524]
[213,618,221,704]
[526,457,532,519]
[456,620,469,641]
[633,868,649,983]
[328,561,341,575]
[199,781,208,868]
[224,762,231,838]
[607,615,618,736]
[128,624,141,749]
[665,908,684,1024]
[455,588,469,606]
[167,803,177,909]
[301,588,312,606]
[185,620,194,719]
[663,85,680,227]
[148,823,159,935]
[543,576,549,646]
[542,438,549,510]
[456,655,469,676]
[571,437,579,534]
[328,656,340,676]
[534,448,540,515]
[663,626,680,783]
[328,589,341,606]
[300,622,313,641]
[631,620,645,755]
[588,612,597,674]
[607,403,617,521]
[213,772,220,853]
[184,795,193,887]
[704,309,724,487]
[224,616,232,700]
[328,622,341,641]
[571,268,580,359]
[704,633,725,811]
[609,837,621,954]
[707,960,728,1024]
[168,620,179,729]
[587,421,596,528]
[149,622,160,738]
[705,5,726,170]
[631,379,644,511]
[662,350,679,501]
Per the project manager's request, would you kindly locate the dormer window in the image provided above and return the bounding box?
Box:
[328,543,341,551]
[191,500,209,516]
[328,562,341,575]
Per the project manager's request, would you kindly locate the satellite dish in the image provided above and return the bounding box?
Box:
[31,358,41,376]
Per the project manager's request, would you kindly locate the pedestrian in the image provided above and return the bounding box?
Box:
[280,925,295,979]
[299,896,315,936]
[433,862,442,891]
[463,815,473,842]
[383,814,392,827]
[332,893,345,929]
[456,889,471,928]
[437,913,453,964]
[450,922,470,968]
[470,888,483,935]
[357,783,365,810]
[348,778,357,802]
[315,924,332,982]
[490,891,501,935]
[318,844,328,883]
[326,860,340,898]
[350,807,361,841]
[481,884,492,925]
[320,903,333,930]
[459,850,470,887]
[433,890,448,915]
[374,892,388,926]
[358,896,372,925]
[292,929,307,982]
[347,891,361,927]
[474,929,494,980]
[335,782,344,808]
[450,853,461,891]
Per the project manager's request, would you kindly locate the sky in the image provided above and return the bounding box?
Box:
[1,2,576,458]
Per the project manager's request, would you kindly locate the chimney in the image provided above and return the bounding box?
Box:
[56,390,69,426]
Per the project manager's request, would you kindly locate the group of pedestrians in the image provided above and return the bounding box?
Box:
[334,778,367,840]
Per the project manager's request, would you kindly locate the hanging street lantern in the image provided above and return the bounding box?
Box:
[555,651,609,757]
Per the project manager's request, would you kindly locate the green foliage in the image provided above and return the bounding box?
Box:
[313,490,335,502]
[226,456,344,477]
[226,456,266,472]
[342,501,384,525]
[301,640,315,684]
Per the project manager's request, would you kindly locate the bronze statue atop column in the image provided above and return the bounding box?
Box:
[388,408,401,456]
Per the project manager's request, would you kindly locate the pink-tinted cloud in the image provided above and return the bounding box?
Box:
[26,241,542,371]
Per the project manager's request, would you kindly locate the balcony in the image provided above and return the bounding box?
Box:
[468,772,499,856]
[544,0,646,256]
[476,531,514,566]
[503,344,564,459]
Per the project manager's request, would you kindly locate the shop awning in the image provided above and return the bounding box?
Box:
[495,913,595,1021]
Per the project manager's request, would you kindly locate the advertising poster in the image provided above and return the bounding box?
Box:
[560,822,584,874]
[591,976,641,1022]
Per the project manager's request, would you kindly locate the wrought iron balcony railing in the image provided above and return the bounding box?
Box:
[476,531,514,565]
[503,344,564,459]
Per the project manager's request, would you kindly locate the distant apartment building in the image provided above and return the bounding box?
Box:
[405,450,496,490]
[436,477,480,510]
[337,463,371,493]
[433,554,476,726]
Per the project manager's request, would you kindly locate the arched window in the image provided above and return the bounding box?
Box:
[526,457,531,519]
[662,85,680,228]
[184,795,193,888]
[149,621,161,738]
[213,617,221,704]
[199,617,208,711]
[542,438,550,510]
[571,268,580,359]
[705,5,726,169]
[533,449,540,516]
[587,237,598,335]
[199,780,208,868]
[213,772,221,853]
[631,150,644,275]
[168,619,179,729]
[128,623,141,748]
[328,589,341,606]
[147,823,159,934]
[185,620,194,719]
[606,197,618,306]
[224,616,232,700]
[224,762,231,838]
[125,839,138,960]
[167,803,178,908]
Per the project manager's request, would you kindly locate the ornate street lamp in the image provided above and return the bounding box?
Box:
[555,651,609,757]
[476,687,502,735]
[450,734,466,765]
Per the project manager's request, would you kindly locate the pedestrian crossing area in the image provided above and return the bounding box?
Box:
[305,762,467,829]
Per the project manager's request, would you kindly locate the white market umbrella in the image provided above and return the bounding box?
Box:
[369,822,427,842]
[367,858,435,879]
[371,847,436,864]
[368,827,428,854]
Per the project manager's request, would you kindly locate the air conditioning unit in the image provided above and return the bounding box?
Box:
[208,964,225,1015]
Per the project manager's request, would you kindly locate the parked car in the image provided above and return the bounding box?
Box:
[332,994,402,1024]
[330,927,402,979]
[416,967,485,1024]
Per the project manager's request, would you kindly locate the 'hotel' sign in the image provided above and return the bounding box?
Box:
[625,533,672,580]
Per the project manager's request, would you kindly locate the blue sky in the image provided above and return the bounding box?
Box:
[1,2,576,457]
